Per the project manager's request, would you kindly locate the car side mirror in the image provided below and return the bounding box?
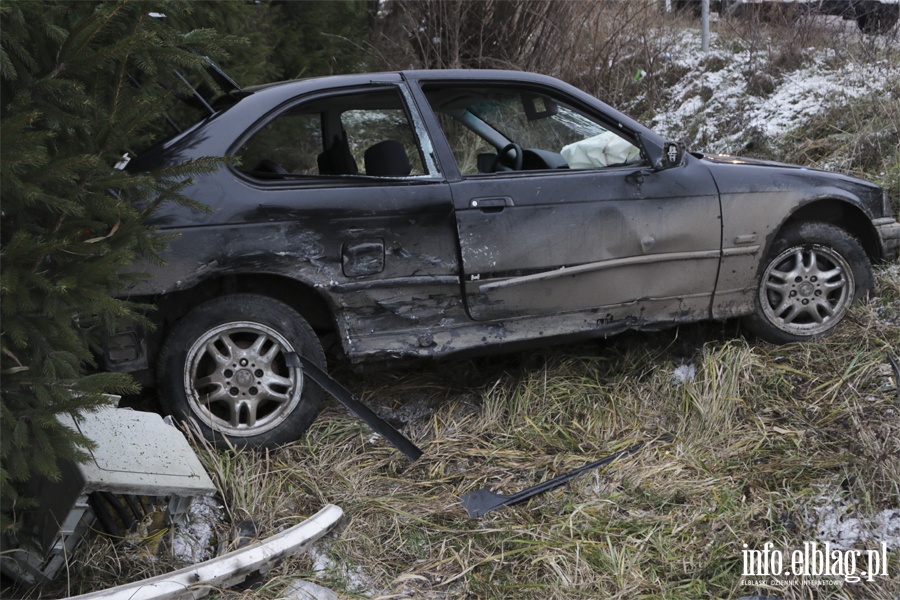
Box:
[656,141,686,170]
[477,153,496,173]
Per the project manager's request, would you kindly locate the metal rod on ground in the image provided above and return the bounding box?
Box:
[459,436,673,517]
[702,0,711,52]
[888,353,900,402]
[285,352,423,462]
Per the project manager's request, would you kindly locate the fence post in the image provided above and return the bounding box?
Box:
[701,0,711,51]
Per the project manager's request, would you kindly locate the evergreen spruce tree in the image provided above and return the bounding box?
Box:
[268,0,370,79]
[167,1,371,84]
[0,0,238,538]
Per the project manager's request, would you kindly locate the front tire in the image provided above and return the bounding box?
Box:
[157,294,326,448]
[744,223,873,344]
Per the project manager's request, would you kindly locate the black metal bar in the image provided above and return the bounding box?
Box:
[172,69,215,116]
[285,353,423,462]
[888,353,900,401]
[460,436,672,517]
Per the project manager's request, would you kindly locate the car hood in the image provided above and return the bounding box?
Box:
[699,153,879,185]
[699,151,882,193]
[700,152,825,171]
[696,152,887,219]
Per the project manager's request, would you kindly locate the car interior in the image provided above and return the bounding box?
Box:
[236,88,425,179]
[423,85,645,174]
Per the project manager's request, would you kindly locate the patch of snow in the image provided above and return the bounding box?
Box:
[803,486,900,550]
[376,395,437,426]
[306,543,380,596]
[282,579,340,600]
[171,495,224,563]
[647,29,896,155]
[672,363,697,385]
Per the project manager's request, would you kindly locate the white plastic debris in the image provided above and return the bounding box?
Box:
[66,504,344,600]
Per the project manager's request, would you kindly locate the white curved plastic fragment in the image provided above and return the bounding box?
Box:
[66,504,343,600]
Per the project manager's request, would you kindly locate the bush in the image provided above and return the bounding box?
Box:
[370,0,685,118]
[0,1,233,540]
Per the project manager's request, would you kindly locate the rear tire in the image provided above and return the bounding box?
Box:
[743,223,873,344]
[157,294,326,448]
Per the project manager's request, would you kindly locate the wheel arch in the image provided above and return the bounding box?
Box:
[775,198,882,262]
[153,273,340,350]
[744,216,875,343]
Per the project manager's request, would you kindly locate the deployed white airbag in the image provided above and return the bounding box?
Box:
[561,131,641,168]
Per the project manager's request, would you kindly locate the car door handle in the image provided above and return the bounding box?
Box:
[471,197,514,212]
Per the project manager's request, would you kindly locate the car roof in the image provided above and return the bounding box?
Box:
[401,69,560,83]
[194,69,662,158]
[237,69,566,97]
[231,69,619,123]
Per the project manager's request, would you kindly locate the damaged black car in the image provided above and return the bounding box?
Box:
[107,70,900,448]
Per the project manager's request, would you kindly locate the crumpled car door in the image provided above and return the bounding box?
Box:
[451,160,722,323]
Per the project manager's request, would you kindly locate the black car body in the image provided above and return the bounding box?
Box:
[108,69,900,447]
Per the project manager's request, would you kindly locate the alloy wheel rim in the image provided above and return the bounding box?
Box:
[759,244,854,337]
[184,321,303,437]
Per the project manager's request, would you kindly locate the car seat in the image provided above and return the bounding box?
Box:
[364,140,412,177]
[318,133,358,175]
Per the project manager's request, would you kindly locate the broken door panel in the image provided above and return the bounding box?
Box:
[452,161,722,321]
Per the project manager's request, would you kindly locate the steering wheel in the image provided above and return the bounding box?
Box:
[497,142,523,171]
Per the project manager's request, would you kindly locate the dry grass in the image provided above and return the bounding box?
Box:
[370,1,688,119]
[48,266,899,599]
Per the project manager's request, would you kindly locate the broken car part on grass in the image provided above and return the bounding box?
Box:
[286,352,423,461]
[65,504,344,600]
[0,406,216,586]
[888,353,900,401]
[460,437,671,517]
[103,69,900,450]
[1,405,345,598]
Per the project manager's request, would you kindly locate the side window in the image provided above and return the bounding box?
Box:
[433,112,494,175]
[424,85,644,175]
[235,88,426,178]
[238,112,322,176]
[341,109,425,176]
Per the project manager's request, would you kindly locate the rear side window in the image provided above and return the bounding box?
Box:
[235,88,426,178]
[238,112,323,176]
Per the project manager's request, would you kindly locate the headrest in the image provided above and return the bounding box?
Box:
[364,140,412,177]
